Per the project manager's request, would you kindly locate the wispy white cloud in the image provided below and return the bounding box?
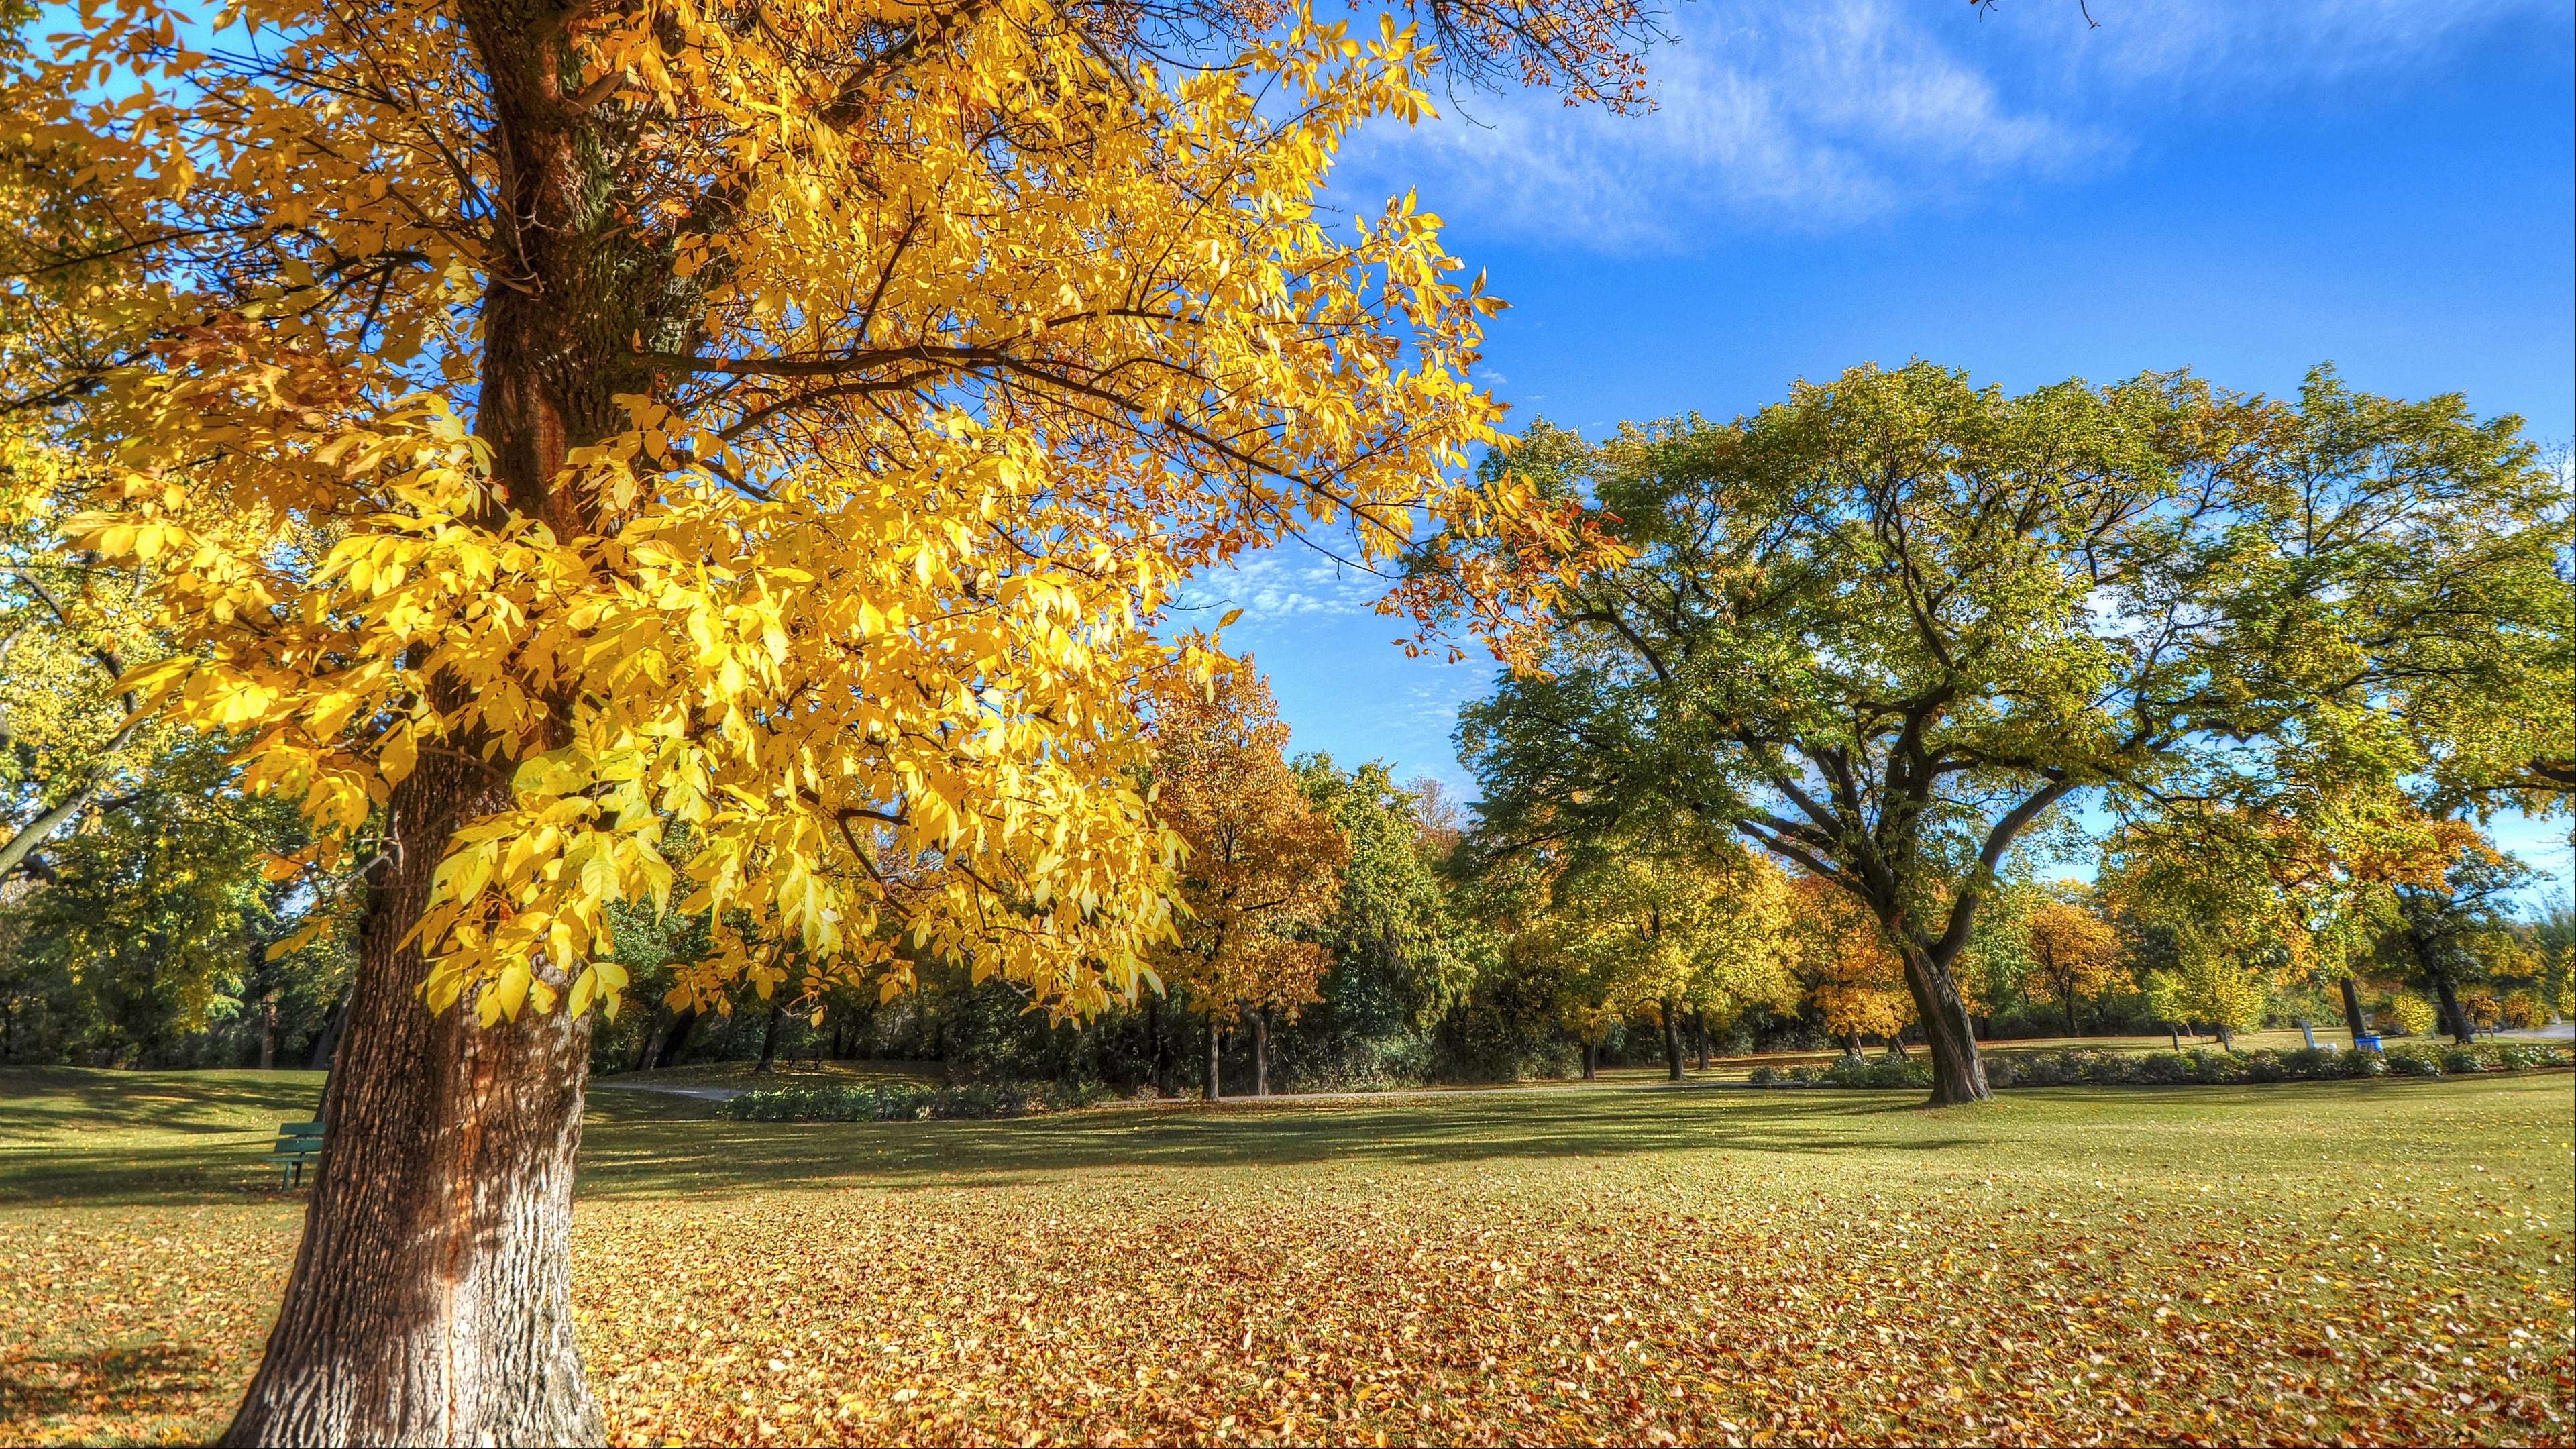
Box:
[2062,0,2562,97]
[1177,552,1385,627]
[1336,0,2559,249]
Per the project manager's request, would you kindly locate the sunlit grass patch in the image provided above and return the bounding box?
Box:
[1,1068,2567,1446]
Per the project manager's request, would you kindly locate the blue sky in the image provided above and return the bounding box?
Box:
[1187,0,2574,904]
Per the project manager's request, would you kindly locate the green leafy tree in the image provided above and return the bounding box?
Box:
[0,735,347,1065]
[1461,362,2572,1103]
[2384,845,2529,1044]
[2139,926,2274,1050]
[1291,755,1467,1087]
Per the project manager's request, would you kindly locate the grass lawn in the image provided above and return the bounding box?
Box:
[1,1067,2569,1446]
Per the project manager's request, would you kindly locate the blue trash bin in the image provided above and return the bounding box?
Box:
[2354,1034,2383,1053]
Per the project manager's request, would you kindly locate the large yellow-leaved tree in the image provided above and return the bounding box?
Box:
[0,0,1643,1435]
[1146,653,1347,1098]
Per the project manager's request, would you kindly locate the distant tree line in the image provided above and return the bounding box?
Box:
[5,364,2569,1095]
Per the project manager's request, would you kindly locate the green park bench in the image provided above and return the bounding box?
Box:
[268,1119,325,1187]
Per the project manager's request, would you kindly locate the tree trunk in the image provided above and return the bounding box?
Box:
[222,4,716,1436]
[1896,943,1990,1104]
[2338,977,2368,1042]
[754,998,785,1073]
[306,989,352,1072]
[1660,999,1683,1081]
[1250,1006,1271,1097]
[633,1010,665,1073]
[651,1008,699,1069]
[1204,1016,1222,1102]
[1693,1010,1711,1071]
[1580,1040,1597,1081]
[223,753,602,1447]
[260,993,278,1071]
[2433,976,2473,1045]
[1147,994,1165,1093]
[2063,988,2079,1039]
[2215,1023,2235,1052]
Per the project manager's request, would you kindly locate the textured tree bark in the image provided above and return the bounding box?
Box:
[632,1009,666,1073]
[1250,1007,1271,1097]
[1580,1041,1597,1081]
[1146,994,1165,1093]
[2433,977,2473,1044]
[1897,943,1990,1105]
[1693,1010,1711,1071]
[1203,1017,1222,1101]
[754,999,785,1073]
[1660,999,1683,1081]
[259,993,278,1071]
[223,753,602,1448]
[305,989,351,1071]
[651,1008,700,1070]
[2338,978,2369,1042]
[221,0,714,1436]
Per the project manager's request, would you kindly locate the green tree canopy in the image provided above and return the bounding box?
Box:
[1460,362,2572,1102]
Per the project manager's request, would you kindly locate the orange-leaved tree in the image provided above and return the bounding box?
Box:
[2021,888,2124,1037]
[1788,873,1914,1055]
[1,0,1644,1434]
[1147,655,1346,1098]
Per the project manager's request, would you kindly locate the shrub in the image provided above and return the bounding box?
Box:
[2492,1042,2568,1071]
[720,1080,1109,1122]
[1748,1039,2562,1094]
[2502,989,2547,1031]
[2383,996,2439,1037]
[2283,1046,2341,1077]
[2010,1052,2074,1087]
[2137,1051,2196,1085]
[2086,1051,2143,1086]
[1864,1059,1931,1089]
[2183,1049,2247,1085]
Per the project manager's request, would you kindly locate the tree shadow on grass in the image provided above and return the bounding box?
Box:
[0,1068,327,1140]
[0,1141,312,1208]
[570,1088,1984,1202]
[0,1338,233,1439]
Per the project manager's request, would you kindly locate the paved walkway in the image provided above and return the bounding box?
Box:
[591,1083,747,1102]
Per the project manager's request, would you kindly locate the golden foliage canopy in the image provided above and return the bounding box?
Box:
[3,0,1622,1023]
[1144,655,1346,1022]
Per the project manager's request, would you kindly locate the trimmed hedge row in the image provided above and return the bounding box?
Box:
[1748,1057,1933,1089]
[1747,1040,2573,1091]
[719,1080,1111,1122]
